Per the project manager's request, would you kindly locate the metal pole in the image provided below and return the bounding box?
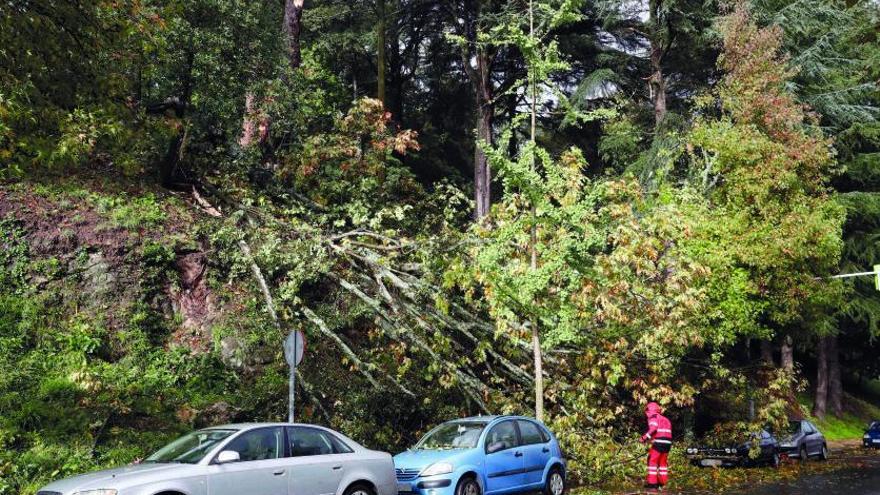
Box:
[289,332,297,423]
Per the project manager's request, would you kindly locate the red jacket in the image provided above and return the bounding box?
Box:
[643,412,672,445]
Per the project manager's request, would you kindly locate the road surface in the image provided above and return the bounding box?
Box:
[728,449,880,495]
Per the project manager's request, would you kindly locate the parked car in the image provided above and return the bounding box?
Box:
[685,429,781,468]
[778,419,828,461]
[37,423,397,495]
[393,416,566,495]
[863,420,880,448]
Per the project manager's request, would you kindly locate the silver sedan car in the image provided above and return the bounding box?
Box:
[37,423,397,495]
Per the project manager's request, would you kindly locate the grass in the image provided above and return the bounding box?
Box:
[800,390,880,441]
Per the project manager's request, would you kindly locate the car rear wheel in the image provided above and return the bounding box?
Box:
[456,476,480,495]
[343,482,375,495]
[769,452,780,468]
[544,467,566,495]
[799,445,808,463]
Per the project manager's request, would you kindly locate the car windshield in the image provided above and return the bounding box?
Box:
[415,422,486,450]
[869,421,880,431]
[145,429,237,464]
[788,421,803,435]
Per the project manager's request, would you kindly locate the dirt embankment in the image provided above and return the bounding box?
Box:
[0,183,220,352]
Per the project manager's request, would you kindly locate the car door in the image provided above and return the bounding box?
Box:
[516,420,551,487]
[208,427,289,495]
[483,420,524,495]
[804,422,822,455]
[286,426,351,495]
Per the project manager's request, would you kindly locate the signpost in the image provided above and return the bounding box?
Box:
[283,330,306,423]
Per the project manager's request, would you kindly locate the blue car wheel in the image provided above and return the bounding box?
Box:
[456,476,481,495]
[544,468,565,495]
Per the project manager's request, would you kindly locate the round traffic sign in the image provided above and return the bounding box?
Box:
[283,330,306,366]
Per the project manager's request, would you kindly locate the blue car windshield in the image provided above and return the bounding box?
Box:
[869,421,880,431]
[146,429,237,464]
[416,422,486,450]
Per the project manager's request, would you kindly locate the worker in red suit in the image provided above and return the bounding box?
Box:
[640,402,672,490]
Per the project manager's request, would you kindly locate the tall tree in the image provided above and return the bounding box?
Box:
[448,0,500,219]
[283,0,306,70]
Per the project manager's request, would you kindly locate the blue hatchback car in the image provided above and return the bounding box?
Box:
[393,416,566,495]
[864,420,880,448]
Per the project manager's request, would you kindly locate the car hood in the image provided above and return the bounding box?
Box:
[866,430,880,438]
[394,449,474,471]
[39,463,196,494]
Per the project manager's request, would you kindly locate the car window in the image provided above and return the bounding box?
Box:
[804,422,817,434]
[222,427,284,462]
[760,430,771,440]
[147,429,237,464]
[518,421,545,445]
[416,421,487,450]
[485,420,518,452]
[288,427,353,456]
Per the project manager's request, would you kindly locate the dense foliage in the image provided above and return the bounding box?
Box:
[0,0,878,493]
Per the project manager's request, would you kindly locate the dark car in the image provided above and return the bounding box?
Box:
[864,420,880,448]
[778,419,828,461]
[686,429,781,468]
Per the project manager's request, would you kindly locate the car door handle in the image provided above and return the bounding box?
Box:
[542,447,550,453]
[273,469,286,476]
[514,451,523,457]
[332,465,343,470]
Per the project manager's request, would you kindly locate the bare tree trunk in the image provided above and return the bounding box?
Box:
[283,0,305,71]
[377,0,387,104]
[474,93,492,219]
[781,334,794,372]
[649,44,667,127]
[648,0,667,127]
[528,0,543,421]
[457,0,493,220]
[761,340,774,366]
[813,336,829,419]
[828,334,843,416]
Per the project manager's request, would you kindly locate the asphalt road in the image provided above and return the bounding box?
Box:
[728,450,880,495]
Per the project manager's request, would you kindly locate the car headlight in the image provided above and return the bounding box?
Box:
[73,490,118,495]
[421,462,454,477]
[865,435,870,439]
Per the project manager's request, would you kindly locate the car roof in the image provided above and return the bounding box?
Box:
[205,422,335,431]
[450,415,543,424]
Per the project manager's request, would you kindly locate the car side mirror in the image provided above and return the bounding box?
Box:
[216,450,241,464]
[487,442,505,454]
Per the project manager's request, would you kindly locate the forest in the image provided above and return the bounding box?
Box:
[0,0,879,493]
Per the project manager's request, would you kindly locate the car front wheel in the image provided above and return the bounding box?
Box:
[819,444,829,461]
[799,445,808,463]
[544,468,566,495]
[770,452,780,468]
[456,476,480,495]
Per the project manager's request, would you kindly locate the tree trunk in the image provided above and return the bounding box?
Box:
[377,0,387,104]
[828,334,843,416]
[649,45,667,127]
[781,334,794,372]
[648,0,667,127]
[761,340,774,366]
[473,50,493,220]
[528,0,543,421]
[283,0,305,71]
[813,336,829,419]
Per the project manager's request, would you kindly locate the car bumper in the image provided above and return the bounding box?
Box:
[687,455,743,467]
[397,476,457,495]
[864,438,880,448]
